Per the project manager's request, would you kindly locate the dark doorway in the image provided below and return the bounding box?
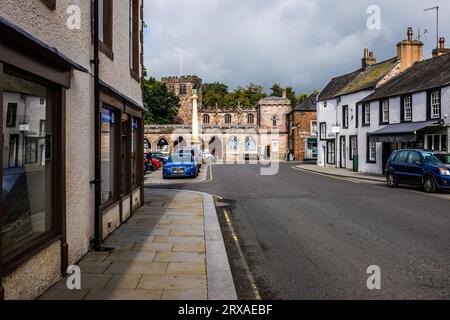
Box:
[382,142,393,173]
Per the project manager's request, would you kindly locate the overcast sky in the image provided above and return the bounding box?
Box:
[143,0,448,95]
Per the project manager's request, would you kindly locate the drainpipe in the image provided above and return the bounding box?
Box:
[91,0,102,250]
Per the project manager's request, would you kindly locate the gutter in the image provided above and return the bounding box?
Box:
[90,0,103,251]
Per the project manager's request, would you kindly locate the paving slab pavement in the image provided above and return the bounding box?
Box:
[39,189,237,300]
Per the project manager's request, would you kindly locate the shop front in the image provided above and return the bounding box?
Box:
[0,17,88,299]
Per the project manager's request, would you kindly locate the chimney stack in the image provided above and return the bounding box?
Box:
[432,37,450,57]
[397,27,424,72]
[362,48,376,69]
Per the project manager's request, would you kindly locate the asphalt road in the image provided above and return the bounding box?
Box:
[148,163,450,300]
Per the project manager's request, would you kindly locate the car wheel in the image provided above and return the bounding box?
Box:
[423,175,437,193]
[386,173,398,188]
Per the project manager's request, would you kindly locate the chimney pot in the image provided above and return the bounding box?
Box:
[407,27,413,41]
[364,48,369,58]
[440,37,445,49]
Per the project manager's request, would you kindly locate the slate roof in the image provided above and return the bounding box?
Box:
[318,58,399,101]
[360,54,450,103]
[293,93,318,112]
[368,120,439,136]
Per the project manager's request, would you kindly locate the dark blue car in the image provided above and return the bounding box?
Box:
[385,149,450,193]
[163,153,198,179]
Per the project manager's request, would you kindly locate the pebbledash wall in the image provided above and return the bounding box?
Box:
[0,0,144,300]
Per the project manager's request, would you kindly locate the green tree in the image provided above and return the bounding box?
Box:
[225,84,267,108]
[297,93,309,104]
[143,77,180,124]
[202,82,229,108]
[270,83,283,97]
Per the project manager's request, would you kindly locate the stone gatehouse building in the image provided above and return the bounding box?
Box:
[145,76,292,160]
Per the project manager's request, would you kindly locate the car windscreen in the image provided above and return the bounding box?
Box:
[421,152,443,164]
[435,153,450,164]
[169,155,193,163]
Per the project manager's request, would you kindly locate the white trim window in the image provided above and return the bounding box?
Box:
[381,100,389,123]
[311,121,318,136]
[431,91,440,119]
[403,96,412,121]
[320,123,327,140]
[369,139,376,162]
[363,104,370,125]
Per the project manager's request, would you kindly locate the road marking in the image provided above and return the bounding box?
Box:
[222,208,261,300]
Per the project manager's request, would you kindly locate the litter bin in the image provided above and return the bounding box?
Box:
[353,155,359,172]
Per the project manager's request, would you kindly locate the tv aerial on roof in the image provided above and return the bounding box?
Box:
[424,6,439,49]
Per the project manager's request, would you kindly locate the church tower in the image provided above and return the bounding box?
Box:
[161,75,203,124]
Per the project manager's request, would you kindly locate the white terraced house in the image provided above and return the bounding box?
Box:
[317,28,450,174]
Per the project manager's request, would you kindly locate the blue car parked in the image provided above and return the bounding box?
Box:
[385,149,450,193]
[163,153,198,179]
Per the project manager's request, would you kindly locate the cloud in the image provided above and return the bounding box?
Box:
[144,0,448,94]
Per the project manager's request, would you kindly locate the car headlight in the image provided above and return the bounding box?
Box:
[439,168,450,176]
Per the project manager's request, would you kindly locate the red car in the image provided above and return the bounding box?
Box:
[144,154,163,173]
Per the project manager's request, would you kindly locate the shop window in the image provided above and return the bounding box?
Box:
[425,134,447,151]
[131,117,140,188]
[2,72,55,258]
[101,107,118,205]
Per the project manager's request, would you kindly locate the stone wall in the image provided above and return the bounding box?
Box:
[289,111,317,161]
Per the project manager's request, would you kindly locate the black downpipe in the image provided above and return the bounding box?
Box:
[91,0,102,250]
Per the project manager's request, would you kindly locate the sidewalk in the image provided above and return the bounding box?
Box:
[39,189,236,300]
[294,164,385,182]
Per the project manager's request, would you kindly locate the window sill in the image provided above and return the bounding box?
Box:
[2,233,62,277]
[362,123,370,127]
[130,69,141,83]
[99,41,114,60]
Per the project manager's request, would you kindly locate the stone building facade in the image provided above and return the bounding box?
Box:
[0,0,144,299]
[161,76,202,124]
[145,76,292,161]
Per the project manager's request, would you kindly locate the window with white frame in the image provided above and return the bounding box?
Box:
[320,123,327,140]
[431,91,440,118]
[403,96,412,121]
[343,105,349,128]
[311,121,318,136]
[368,137,376,162]
[381,100,389,123]
[363,104,370,125]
